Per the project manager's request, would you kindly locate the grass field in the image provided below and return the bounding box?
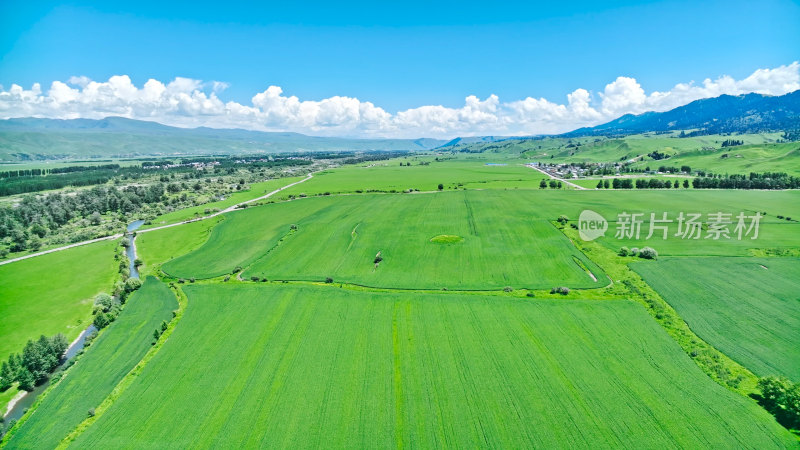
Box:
[69,284,795,448]
[162,191,607,289]
[0,239,119,362]
[136,216,223,274]
[141,176,303,228]
[633,257,800,381]
[277,159,547,198]
[4,277,177,448]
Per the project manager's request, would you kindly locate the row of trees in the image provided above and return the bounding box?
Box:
[597,178,690,189]
[539,180,563,189]
[692,172,800,189]
[0,335,69,391]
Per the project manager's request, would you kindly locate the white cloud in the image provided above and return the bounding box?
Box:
[0,62,797,138]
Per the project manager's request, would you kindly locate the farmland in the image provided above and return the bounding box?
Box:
[162,191,607,289]
[69,284,795,448]
[4,277,177,448]
[0,239,119,362]
[633,257,800,381]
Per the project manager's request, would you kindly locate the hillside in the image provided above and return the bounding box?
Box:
[0,117,446,161]
[564,90,800,137]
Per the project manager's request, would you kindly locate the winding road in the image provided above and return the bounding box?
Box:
[0,171,317,267]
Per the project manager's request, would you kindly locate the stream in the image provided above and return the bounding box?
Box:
[2,220,144,430]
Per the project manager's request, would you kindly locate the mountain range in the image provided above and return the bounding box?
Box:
[1,90,798,161]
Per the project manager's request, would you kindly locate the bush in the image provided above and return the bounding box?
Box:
[223,275,231,282]
[757,376,800,430]
[503,286,513,292]
[325,277,333,283]
[93,313,110,329]
[232,266,242,274]
[618,246,630,256]
[638,247,658,260]
[124,278,142,292]
[374,256,383,264]
[88,408,95,417]
[630,247,639,256]
[251,276,260,282]
[550,286,570,295]
[526,292,535,297]
[557,215,569,225]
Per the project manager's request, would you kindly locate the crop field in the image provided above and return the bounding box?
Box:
[4,277,178,448]
[142,176,303,228]
[69,284,794,448]
[633,257,800,381]
[0,239,119,362]
[136,216,223,273]
[162,191,607,289]
[277,159,546,198]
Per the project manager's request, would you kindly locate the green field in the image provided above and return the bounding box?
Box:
[4,277,177,449]
[69,284,794,448]
[633,257,800,381]
[136,216,223,273]
[142,176,303,228]
[162,191,607,289]
[0,240,119,363]
[277,159,547,198]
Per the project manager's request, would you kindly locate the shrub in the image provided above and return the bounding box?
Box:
[88,408,96,417]
[630,247,639,256]
[374,256,383,264]
[232,266,242,274]
[438,183,444,190]
[638,247,658,260]
[618,246,630,256]
[526,292,535,297]
[503,286,513,292]
[223,275,231,282]
[557,215,569,225]
[550,286,570,295]
[251,276,260,282]
[93,313,110,329]
[325,277,333,283]
[124,278,142,292]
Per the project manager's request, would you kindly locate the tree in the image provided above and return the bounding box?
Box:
[549,180,558,189]
[124,278,142,293]
[0,361,12,391]
[618,247,630,256]
[94,293,113,312]
[612,178,620,189]
[603,179,610,189]
[17,368,35,391]
[639,247,658,260]
[758,376,800,429]
[94,312,110,329]
[437,183,444,190]
[683,179,690,188]
[596,180,603,189]
[557,215,569,225]
[89,211,102,225]
[539,180,547,189]
[557,181,563,189]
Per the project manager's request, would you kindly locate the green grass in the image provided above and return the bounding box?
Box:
[141,176,303,229]
[277,158,544,198]
[2,277,177,448]
[162,191,607,290]
[429,234,464,244]
[629,142,800,175]
[0,239,119,363]
[69,284,795,448]
[136,216,223,274]
[632,257,800,381]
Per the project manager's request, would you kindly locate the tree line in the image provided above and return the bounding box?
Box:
[0,335,69,391]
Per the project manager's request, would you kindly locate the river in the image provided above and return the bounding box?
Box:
[2,220,144,430]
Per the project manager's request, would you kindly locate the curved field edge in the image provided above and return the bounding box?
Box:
[0,277,178,448]
[67,284,795,448]
[558,224,767,395]
[162,191,609,290]
[54,282,188,449]
[632,257,800,381]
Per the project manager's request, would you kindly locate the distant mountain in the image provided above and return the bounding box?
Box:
[0,117,447,162]
[435,136,512,149]
[563,90,800,137]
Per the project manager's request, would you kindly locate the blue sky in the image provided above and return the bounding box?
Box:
[1,1,798,137]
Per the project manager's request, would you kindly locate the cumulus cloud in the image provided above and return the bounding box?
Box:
[0,62,797,138]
